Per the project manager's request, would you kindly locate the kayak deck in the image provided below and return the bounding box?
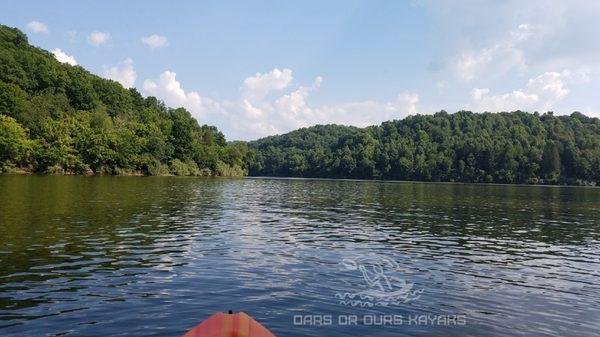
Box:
[183,312,275,337]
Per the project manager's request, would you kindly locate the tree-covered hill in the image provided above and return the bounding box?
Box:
[3,24,600,186]
[249,111,600,186]
[0,25,250,176]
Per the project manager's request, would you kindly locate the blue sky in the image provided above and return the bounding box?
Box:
[2,0,600,140]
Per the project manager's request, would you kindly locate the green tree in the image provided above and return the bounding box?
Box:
[542,141,561,182]
[0,115,31,169]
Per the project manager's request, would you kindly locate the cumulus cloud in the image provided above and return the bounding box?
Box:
[143,71,222,119]
[88,31,110,46]
[141,34,168,48]
[241,68,293,102]
[104,58,136,88]
[470,71,570,112]
[229,73,419,139]
[455,23,539,81]
[526,72,569,103]
[410,1,600,115]
[142,68,420,140]
[26,21,48,33]
[51,48,77,66]
[397,91,420,115]
[421,1,600,76]
[470,88,538,112]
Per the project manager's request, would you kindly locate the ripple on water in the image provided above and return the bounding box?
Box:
[0,176,599,336]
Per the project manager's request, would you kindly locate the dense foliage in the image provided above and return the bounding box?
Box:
[2,25,600,186]
[0,25,250,175]
[249,111,600,185]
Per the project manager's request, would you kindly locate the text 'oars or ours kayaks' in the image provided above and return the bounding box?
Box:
[183,312,276,337]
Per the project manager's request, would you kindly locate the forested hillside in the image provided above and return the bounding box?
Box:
[0,25,249,176]
[249,111,600,185]
[3,25,600,186]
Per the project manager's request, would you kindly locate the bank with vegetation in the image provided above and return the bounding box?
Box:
[2,25,600,186]
[0,25,249,176]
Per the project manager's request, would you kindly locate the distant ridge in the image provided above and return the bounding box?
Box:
[249,111,600,186]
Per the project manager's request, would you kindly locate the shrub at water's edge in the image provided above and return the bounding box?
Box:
[0,25,249,176]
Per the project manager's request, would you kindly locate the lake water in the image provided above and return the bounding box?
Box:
[0,176,599,336]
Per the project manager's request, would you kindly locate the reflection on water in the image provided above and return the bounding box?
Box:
[0,176,599,336]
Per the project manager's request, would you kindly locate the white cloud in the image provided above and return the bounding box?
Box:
[470,88,539,112]
[241,68,293,102]
[312,76,323,89]
[141,34,168,49]
[104,58,136,88]
[235,74,326,136]
[272,83,318,130]
[409,1,600,116]
[51,48,77,66]
[397,91,420,116]
[313,92,419,127]
[470,71,571,112]
[422,1,600,77]
[230,72,419,139]
[143,71,222,119]
[143,68,420,140]
[455,23,538,81]
[88,31,110,46]
[526,72,568,104]
[26,21,48,33]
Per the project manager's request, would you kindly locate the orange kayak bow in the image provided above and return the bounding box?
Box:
[183,312,275,337]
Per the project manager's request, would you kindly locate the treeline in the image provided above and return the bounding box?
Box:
[249,111,600,186]
[0,25,250,176]
[3,25,600,186]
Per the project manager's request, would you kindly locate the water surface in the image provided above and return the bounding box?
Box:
[0,176,599,336]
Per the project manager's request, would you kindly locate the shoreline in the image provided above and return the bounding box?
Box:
[2,171,596,187]
[245,175,599,188]
[0,168,245,178]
